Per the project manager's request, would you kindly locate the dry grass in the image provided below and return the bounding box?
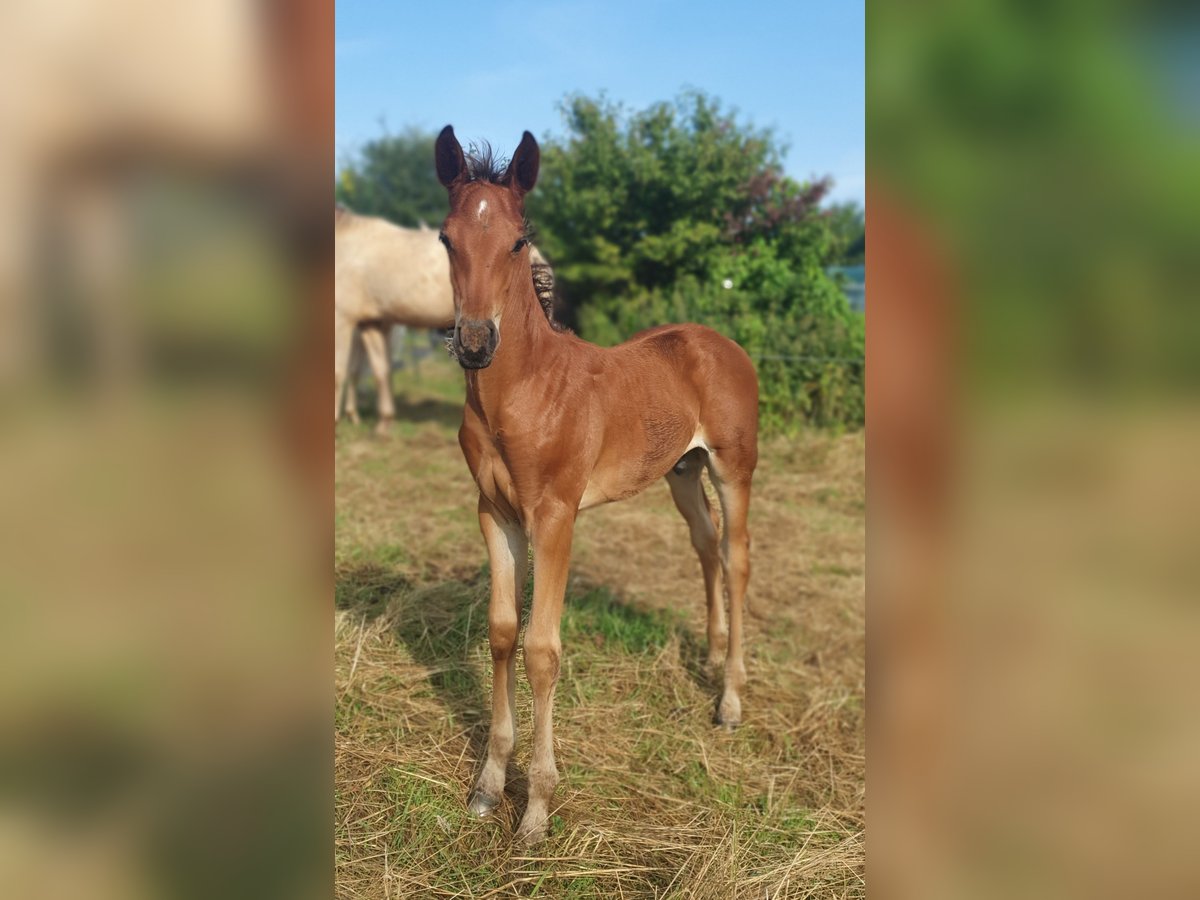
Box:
[335,355,864,898]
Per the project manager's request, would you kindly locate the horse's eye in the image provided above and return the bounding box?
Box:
[438,232,452,250]
[512,237,528,253]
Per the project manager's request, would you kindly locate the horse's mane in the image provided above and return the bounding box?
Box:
[531,258,569,333]
[463,141,510,184]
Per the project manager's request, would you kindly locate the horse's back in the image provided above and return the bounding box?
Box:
[335,215,454,327]
[621,323,758,401]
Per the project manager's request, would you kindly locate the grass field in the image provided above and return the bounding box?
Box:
[335,352,865,898]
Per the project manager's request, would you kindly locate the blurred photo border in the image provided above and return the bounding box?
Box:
[868,2,1200,898]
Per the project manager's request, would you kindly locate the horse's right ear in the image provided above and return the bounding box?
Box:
[505,130,539,197]
[435,125,466,188]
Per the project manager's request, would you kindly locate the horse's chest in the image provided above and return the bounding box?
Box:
[473,440,522,521]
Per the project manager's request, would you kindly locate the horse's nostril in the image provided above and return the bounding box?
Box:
[456,319,497,356]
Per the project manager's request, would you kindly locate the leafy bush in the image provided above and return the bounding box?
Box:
[529,92,864,430]
[335,127,447,227]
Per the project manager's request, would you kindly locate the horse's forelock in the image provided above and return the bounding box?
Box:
[463,141,510,185]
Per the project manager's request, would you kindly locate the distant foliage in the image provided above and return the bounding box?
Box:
[336,127,447,227]
[826,201,866,266]
[528,92,863,430]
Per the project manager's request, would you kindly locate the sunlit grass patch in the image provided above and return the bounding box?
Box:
[561,586,680,656]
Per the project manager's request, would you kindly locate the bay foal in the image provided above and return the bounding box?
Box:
[435,126,759,843]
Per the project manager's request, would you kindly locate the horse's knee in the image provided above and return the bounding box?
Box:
[523,635,561,688]
[734,530,751,573]
[725,526,750,562]
[488,615,519,661]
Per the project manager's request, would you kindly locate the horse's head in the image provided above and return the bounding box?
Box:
[435,125,539,370]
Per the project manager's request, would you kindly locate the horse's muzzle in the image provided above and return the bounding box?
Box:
[454,319,498,369]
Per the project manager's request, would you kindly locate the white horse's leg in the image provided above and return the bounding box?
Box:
[345,328,364,425]
[334,311,357,425]
[359,323,395,434]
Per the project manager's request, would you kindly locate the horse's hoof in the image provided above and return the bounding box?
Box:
[715,693,742,729]
[468,790,500,818]
[515,818,548,846]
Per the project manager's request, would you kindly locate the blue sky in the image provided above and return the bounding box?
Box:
[336,0,864,207]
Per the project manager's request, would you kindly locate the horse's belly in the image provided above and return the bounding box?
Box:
[578,480,609,511]
[577,461,667,511]
[578,425,705,512]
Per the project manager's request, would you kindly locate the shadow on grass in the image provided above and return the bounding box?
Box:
[337,560,534,814]
[336,561,721,806]
[336,561,490,756]
[562,579,721,707]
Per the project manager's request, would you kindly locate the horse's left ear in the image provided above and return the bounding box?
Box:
[504,131,539,197]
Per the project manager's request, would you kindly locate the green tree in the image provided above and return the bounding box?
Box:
[528,92,863,429]
[825,201,865,265]
[335,127,447,227]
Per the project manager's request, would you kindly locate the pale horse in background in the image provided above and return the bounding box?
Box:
[2,0,273,389]
[335,205,558,431]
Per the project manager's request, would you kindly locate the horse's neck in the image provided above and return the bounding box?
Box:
[466,284,555,417]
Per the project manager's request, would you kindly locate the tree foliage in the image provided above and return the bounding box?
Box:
[336,127,447,227]
[825,201,866,266]
[528,92,863,429]
[334,94,865,430]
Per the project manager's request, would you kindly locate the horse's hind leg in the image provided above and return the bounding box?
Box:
[359,323,395,435]
[665,451,726,669]
[706,461,753,728]
[345,329,364,425]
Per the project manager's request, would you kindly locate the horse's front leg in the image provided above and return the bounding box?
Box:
[333,312,357,424]
[516,503,575,844]
[358,324,395,434]
[469,496,528,817]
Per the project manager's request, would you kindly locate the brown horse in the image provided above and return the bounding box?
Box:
[435,126,759,843]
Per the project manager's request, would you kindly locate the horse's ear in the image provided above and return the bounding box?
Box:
[435,125,466,188]
[504,131,539,197]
